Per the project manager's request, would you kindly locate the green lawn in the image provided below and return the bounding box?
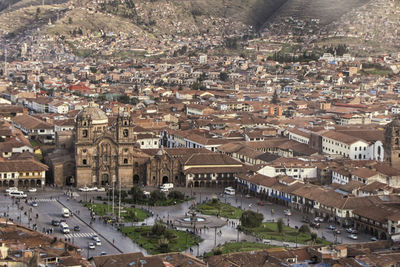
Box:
[205,242,279,257]
[241,222,330,245]
[84,202,149,222]
[196,200,243,219]
[121,226,202,255]
[360,68,393,76]
[29,139,41,147]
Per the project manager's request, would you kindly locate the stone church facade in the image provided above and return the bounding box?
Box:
[46,103,244,188]
[73,103,182,188]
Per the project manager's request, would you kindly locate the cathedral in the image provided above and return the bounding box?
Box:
[46,103,242,188]
[74,102,182,188]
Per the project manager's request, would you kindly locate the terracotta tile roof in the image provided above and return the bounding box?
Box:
[185,153,242,166]
[12,114,53,130]
[350,168,380,179]
[91,252,164,267]
[0,160,48,172]
[321,130,364,145]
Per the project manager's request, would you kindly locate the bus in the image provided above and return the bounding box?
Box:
[224,187,236,195]
[60,222,70,234]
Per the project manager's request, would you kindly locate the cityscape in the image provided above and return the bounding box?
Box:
[0,0,400,266]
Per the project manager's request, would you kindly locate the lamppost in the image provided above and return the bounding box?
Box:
[214,227,217,247]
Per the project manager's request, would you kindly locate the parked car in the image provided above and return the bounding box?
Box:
[94,237,101,246]
[371,237,377,241]
[100,251,107,256]
[96,187,105,192]
[31,201,38,207]
[88,187,98,191]
[348,234,358,240]
[73,226,80,231]
[51,220,60,226]
[5,187,18,193]
[88,242,95,249]
[161,188,169,193]
[328,225,336,230]
[335,230,341,235]
[284,209,292,216]
[314,217,324,223]
[301,217,310,223]
[245,194,251,198]
[346,228,358,234]
[28,188,37,193]
[257,201,265,206]
[78,186,90,192]
[310,222,320,229]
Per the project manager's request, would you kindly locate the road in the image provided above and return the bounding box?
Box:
[0,186,377,258]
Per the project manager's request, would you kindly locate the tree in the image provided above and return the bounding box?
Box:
[152,223,167,236]
[272,90,280,104]
[150,190,166,202]
[299,224,310,234]
[240,210,263,228]
[277,218,284,233]
[129,186,146,203]
[225,37,238,49]
[219,72,228,81]
[35,8,40,20]
[168,190,185,201]
[118,94,130,104]
[311,232,317,243]
[158,237,170,253]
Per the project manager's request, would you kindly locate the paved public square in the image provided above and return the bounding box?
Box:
[0,186,377,257]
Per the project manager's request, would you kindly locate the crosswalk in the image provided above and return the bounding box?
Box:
[64,232,96,239]
[28,198,57,203]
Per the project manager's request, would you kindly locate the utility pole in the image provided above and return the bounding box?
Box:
[118,178,121,222]
[112,181,115,215]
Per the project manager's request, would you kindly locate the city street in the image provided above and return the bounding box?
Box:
[0,186,377,258]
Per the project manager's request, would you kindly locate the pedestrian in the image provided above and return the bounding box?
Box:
[112,239,115,244]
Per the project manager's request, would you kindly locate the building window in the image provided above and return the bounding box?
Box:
[82,130,88,137]
[124,121,128,126]
[124,148,128,152]
[83,159,87,165]
[123,129,129,137]
[83,121,87,126]
[11,173,14,178]
[82,149,87,153]
[141,141,144,145]
[124,158,128,164]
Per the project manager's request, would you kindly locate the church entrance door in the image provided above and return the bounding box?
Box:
[101,174,109,186]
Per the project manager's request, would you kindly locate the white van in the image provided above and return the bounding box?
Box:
[9,191,27,198]
[224,187,236,195]
[60,222,70,234]
[160,183,174,190]
[62,208,70,218]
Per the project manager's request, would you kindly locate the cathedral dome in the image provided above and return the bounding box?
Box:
[76,102,108,125]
